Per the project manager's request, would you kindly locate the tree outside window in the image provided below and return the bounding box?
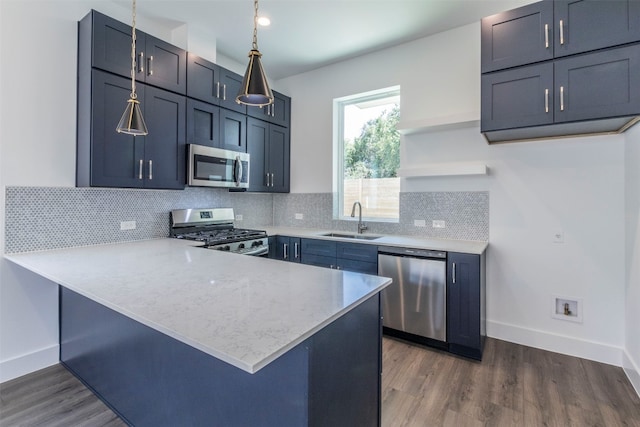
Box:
[334,88,400,221]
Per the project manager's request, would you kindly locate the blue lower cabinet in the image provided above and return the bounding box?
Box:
[274,236,301,262]
[447,251,486,360]
[60,287,382,427]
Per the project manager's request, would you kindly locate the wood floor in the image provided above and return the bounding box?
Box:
[1,337,639,426]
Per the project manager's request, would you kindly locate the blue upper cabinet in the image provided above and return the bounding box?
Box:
[90,10,186,95]
[554,0,640,58]
[481,0,640,142]
[247,90,291,127]
[187,53,247,114]
[481,1,554,73]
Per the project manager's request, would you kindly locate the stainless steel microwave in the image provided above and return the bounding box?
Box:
[188,144,250,189]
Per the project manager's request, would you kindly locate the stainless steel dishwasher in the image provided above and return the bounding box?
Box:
[378,246,447,343]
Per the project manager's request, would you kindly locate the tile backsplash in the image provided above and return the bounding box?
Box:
[274,192,489,241]
[5,187,488,254]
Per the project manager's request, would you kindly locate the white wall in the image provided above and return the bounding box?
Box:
[279,22,627,364]
[624,124,640,394]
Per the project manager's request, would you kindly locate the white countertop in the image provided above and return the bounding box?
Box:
[263,227,488,255]
[4,239,390,374]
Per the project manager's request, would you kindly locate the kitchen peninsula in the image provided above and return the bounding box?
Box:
[5,239,390,426]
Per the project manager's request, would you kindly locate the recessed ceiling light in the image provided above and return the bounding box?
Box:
[257,16,270,26]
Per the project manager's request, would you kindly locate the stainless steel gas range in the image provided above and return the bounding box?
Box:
[170,208,269,256]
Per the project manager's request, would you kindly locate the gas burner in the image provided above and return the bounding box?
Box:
[170,208,269,256]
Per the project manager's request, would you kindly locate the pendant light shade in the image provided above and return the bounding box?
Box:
[237,49,273,107]
[236,0,274,107]
[116,98,148,136]
[116,0,148,136]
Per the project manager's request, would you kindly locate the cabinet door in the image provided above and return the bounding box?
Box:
[336,259,377,275]
[89,70,145,188]
[144,35,187,95]
[481,62,554,132]
[303,254,336,269]
[269,91,291,127]
[218,66,247,114]
[268,125,290,193]
[220,109,247,153]
[247,118,269,191]
[447,252,481,357]
[554,0,640,58]
[247,91,291,127]
[481,1,554,73]
[554,44,640,123]
[275,236,300,262]
[186,53,220,105]
[143,86,186,189]
[186,98,220,148]
[90,11,144,81]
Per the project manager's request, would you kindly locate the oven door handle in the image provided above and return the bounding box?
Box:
[243,246,269,256]
[234,156,243,187]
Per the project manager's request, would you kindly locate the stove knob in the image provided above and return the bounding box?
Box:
[238,243,245,249]
[252,241,262,247]
[218,245,231,251]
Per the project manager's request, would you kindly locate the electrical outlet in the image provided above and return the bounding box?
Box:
[235,214,243,221]
[414,219,426,227]
[553,230,564,243]
[432,220,446,229]
[295,213,304,220]
[120,220,136,231]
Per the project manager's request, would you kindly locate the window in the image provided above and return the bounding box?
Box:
[334,87,400,221]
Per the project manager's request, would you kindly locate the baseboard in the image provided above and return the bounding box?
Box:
[623,350,640,399]
[0,344,59,383]
[487,320,623,366]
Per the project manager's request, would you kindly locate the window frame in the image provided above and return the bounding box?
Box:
[332,86,401,223]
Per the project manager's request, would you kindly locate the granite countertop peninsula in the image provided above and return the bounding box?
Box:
[5,238,391,374]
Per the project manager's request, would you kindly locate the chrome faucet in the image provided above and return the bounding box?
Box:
[350,201,368,234]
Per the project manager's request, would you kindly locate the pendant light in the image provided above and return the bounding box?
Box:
[116,0,148,136]
[236,0,274,107]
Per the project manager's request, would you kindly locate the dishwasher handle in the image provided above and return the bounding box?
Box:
[378,246,446,259]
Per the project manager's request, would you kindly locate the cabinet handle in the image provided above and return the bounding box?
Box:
[559,20,564,45]
[560,86,565,111]
[270,104,275,117]
[270,173,274,187]
[138,159,143,180]
[544,24,549,49]
[294,242,299,259]
[147,56,154,76]
[216,82,220,99]
[223,84,227,101]
[452,262,456,284]
[283,243,289,260]
[545,88,549,113]
[148,160,153,180]
[137,52,144,74]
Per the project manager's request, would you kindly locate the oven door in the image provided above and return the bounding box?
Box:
[188,144,250,188]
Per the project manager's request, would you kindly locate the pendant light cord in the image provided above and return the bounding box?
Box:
[130,0,138,100]
[252,0,259,50]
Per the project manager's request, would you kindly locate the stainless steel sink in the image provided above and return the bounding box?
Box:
[321,232,381,240]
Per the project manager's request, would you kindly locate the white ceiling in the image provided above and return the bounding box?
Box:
[119,0,532,80]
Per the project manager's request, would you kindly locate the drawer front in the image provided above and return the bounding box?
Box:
[336,242,378,263]
[301,239,337,257]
